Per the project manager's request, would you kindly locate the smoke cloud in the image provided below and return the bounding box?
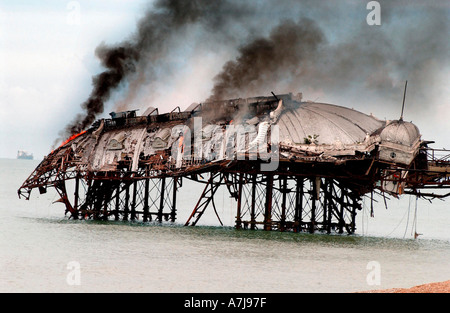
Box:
[59,0,252,140]
[207,1,449,114]
[57,0,449,146]
[207,18,325,101]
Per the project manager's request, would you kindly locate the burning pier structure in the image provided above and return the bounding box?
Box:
[18,93,450,234]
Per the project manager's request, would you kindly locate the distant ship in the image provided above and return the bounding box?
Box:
[17,150,33,160]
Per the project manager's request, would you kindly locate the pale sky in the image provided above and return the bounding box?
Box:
[0,0,449,160]
[0,0,150,159]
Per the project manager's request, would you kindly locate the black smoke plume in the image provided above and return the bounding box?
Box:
[207,18,324,102]
[207,2,448,114]
[57,0,448,145]
[59,0,251,140]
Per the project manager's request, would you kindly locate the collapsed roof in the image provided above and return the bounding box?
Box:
[17,92,450,233]
[60,92,422,174]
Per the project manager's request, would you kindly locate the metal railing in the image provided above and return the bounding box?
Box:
[424,148,450,163]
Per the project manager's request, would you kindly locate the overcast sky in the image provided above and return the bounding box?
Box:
[0,1,149,159]
[0,0,448,160]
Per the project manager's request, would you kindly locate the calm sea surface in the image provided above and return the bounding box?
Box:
[1,158,449,293]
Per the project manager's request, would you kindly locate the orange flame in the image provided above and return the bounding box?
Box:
[59,130,87,148]
[178,136,184,153]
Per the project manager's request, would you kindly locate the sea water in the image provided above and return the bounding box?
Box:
[1,158,449,293]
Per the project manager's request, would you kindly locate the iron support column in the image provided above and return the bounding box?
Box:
[250,174,257,230]
[143,178,150,222]
[327,180,333,234]
[264,174,274,231]
[235,173,243,229]
[123,182,130,221]
[310,178,316,233]
[114,182,120,221]
[294,177,304,232]
[280,176,287,231]
[171,177,178,222]
[158,177,166,223]
[131,180,137,221]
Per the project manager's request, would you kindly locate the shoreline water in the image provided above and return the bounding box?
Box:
[2,158,450,293]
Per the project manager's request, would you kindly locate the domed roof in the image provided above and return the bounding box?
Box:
[379,120,420,147]
[276,102,384,145]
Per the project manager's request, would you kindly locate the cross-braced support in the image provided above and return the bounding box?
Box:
[182,172,362,234]
[184,172,224,226]
[58,173,180,223]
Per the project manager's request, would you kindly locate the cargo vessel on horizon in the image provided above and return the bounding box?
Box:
[17,150,33,160]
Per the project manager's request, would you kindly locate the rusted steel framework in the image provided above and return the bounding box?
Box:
[18,93,450,234]
[186,172,362,234]
[73,175,179,222]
